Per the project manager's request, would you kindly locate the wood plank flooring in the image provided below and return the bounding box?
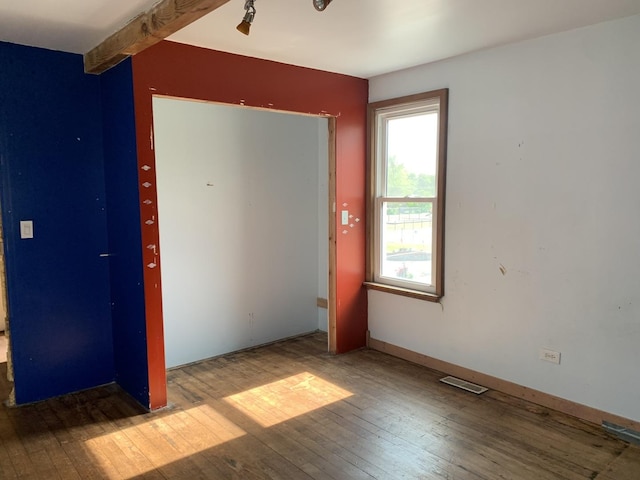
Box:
[0,332,7,363]
[0,332,638,479]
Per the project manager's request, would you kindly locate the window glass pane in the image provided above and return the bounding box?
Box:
[386,113,438,198]
[380,201,433,286]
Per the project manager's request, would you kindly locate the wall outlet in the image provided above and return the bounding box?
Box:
[539,348,561,364]
[20,220,34,239]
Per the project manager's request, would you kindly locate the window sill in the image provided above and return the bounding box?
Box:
[363,282,441,303]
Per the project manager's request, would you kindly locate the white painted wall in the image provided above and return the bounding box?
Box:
[317,121,329,333]
[153,98,327,368]
[368,15,640,422]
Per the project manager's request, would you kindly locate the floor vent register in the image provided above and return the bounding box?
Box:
[440,376,488,394]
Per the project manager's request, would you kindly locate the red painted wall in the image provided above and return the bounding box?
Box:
[131,41,368,409]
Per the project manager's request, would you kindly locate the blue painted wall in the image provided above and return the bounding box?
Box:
[101,59,150,407]
[0,42,114,404]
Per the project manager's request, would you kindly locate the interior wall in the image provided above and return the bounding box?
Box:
[101,58,150,406]
[317,121,329,333]
[0,42,114,404]
[154,97,325,368]
[368,14,640,422]
[131,41,368,408]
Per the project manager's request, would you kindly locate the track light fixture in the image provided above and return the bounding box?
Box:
[237,0,256,36]
[237,0,332,35]
[313,0,333,11]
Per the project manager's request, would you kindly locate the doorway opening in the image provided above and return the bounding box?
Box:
[151,96,336,368]
[0,202,14,401]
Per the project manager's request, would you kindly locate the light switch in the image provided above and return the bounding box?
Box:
[341,210,349,225]
[20,220,34,239]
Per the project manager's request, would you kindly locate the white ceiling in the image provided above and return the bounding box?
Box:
[1,0,640,78]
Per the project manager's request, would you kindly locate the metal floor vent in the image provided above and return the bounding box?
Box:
[602,421,640,446]
[440,376,488,394]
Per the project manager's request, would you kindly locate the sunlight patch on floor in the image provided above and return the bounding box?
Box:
[0,333,7,363]
[223,371,353,428]
[84,404,246,478]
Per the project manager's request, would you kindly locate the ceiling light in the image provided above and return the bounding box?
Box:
[313,0,333,11]
[237,0,256,36]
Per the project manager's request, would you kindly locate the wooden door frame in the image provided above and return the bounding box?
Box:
[131,42,369,410]
[328,117,337,354]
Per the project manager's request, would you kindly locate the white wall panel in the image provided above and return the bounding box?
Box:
[153,98,326,367]
[368,15,640,422]
[317,120,329,332]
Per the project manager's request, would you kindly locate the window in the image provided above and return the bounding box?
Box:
[366,89,448,300]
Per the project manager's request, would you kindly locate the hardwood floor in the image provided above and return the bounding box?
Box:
[0,332,6,363]
[0,332,638,479]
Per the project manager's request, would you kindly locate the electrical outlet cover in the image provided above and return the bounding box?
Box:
[20,220,34,239]
[539,348,561,364]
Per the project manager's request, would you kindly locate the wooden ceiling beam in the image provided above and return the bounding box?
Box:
[84,0,232,74]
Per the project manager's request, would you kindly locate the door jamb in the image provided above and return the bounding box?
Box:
[328,117,337,354]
